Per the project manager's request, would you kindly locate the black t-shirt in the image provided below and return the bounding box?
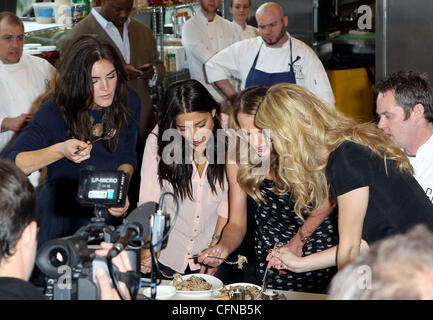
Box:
[0,277,46,300]
[327,141,433,243]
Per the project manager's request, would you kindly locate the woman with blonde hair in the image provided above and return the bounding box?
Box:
[261,83,433,272]
[198,86,338,293]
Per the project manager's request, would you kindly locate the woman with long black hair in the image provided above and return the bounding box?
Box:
[138,79,228,277]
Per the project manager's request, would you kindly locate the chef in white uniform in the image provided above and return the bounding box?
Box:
[229,0,258,41]
[0,12,55,186]
[205,2,335,105]
[181,0,240,103]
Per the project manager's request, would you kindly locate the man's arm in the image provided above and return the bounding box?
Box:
[1,113,32,133]
[204,42,244,101]
[215,79,238,102]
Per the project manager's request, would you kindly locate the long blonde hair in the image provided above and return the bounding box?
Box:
[251,83,413,219]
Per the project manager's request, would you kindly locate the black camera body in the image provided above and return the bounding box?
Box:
[42,249,114,300]
[37,233,126,300]
[36,169,139,300]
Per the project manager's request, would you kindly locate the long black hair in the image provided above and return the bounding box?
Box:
[54,34,129,152]
[157,79,226,201]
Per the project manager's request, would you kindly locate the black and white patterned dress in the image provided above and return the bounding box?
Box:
[255,179,338,293]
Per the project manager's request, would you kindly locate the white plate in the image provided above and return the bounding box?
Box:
[169,274,223,296]
[138,285,176,300]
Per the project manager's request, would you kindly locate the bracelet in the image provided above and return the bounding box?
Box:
[298,227,310,244]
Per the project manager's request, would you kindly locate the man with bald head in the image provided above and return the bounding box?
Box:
[205,2,335,105]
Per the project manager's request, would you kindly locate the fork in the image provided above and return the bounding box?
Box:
[74,128,117,155]
[189,254,239,265]
[262,243,279,291]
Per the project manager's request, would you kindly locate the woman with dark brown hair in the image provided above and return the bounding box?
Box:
[3,34,140,247]
[138,79,228,277]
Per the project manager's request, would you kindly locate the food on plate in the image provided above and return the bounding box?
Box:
[173,273,213,291]
[260,289,287,300]
[214,284,261,300]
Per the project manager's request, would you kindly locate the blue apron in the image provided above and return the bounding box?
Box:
[244,38,301,88]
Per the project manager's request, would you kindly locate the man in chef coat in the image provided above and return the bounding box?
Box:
[376,71,433,203]
[181,0,241,103]
[0,12,56,186]
[205,2,335,105]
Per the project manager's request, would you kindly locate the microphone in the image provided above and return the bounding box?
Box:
[108,201,157,259]
[125,199,171,253]
[108,223,142,259]
[123,201,158,240]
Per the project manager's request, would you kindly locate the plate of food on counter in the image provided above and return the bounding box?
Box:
[212,283,262,300]
[169,273,224,297]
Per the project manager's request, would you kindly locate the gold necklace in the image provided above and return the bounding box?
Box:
[89,111,106,137]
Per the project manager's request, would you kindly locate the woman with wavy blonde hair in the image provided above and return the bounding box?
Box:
[198,86,338,293]
[263,83,433,271]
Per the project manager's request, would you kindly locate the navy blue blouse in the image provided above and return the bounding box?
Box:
[2,88,141,245]
[4,87,140,182]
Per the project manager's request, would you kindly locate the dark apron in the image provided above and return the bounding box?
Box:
[244,38,301,88]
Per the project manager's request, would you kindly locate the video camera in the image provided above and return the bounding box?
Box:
[36,169,141,300]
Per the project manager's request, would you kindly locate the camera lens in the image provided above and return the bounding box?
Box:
[49,247,69,267]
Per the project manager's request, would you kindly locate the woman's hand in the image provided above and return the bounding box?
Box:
[61,139,92,163]
[108,196,130,217]
[196,244,230,268]
[266,246,304,273]
[125,64,154,80]
[94,242,132,300]
[267,240,370,274]
[1,113,32,132]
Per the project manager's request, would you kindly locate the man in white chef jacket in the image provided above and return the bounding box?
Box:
[205,2,335,105]
[181,0,241,103]
[0,12,56,186]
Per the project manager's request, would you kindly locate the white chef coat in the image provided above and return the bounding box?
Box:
[409,133,433,203]
[0,53,55,186]
[205,34,335,106]
[181,10,240,103]
[233,21,258,40]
